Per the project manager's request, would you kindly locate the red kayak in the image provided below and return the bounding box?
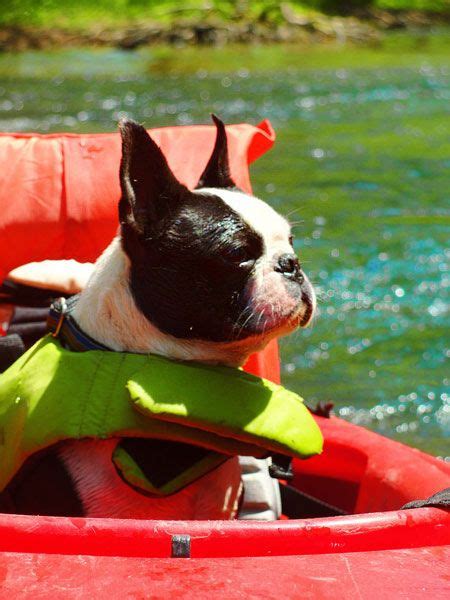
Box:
[0,124,449,598]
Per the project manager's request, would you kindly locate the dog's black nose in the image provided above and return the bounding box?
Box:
[275,253,304,282]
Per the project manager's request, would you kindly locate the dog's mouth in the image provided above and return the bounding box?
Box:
[277,297,314,332]
[298,289,315,327]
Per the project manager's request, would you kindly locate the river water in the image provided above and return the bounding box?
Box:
[0,37,448,456]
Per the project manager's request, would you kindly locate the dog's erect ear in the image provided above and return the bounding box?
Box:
[195,114,237,190]
[119,119,188,234]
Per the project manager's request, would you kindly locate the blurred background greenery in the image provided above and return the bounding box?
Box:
[1,1,449,28]
[0,2,449,457]
[1,1,449,49]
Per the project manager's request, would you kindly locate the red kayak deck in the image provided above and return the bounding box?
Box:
[1,546,449,600]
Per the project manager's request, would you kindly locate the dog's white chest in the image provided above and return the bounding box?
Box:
[59,439,242,520]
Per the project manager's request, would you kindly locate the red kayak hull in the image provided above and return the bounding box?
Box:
[1,546,449,600]
[1,505,449,558]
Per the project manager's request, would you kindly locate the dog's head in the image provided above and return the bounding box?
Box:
[117,116,315,364]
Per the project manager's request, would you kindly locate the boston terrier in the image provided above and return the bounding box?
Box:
[11,116,316,520]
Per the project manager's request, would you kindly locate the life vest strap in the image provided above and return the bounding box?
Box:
[112,438,229,497]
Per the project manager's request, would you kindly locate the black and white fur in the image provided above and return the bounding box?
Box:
[56,116,316,519]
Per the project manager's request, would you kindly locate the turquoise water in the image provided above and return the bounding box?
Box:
[0,41,448,456]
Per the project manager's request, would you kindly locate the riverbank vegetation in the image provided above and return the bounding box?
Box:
[1,1,449,50]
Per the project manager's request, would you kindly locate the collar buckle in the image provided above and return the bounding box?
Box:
[51,297,67,338]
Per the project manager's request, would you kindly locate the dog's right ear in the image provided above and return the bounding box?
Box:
[195,114,237,190]
[119,119,188,236]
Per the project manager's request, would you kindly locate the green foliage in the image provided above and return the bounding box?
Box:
[296,1,373,14]
[0,0,449,28]
[297,0,450,13]
[0,1,220,27]
[376,0,450,12]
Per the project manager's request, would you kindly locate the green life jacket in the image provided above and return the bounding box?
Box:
[0,336,323,495]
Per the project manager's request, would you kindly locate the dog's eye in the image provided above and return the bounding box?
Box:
[289,235,294,247]
[223,246,254,269]
[224,246,246,262]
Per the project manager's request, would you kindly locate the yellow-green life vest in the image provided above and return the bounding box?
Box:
[0,336,323,495]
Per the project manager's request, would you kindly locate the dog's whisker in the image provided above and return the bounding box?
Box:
[233,304,253,327]
[285,206,305,219]
[255,308,266,332]
[232,306,256,339]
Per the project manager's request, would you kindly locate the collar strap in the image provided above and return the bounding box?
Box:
[47,296,110,352]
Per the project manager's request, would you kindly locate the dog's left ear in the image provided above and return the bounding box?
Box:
[119,119,188,236]
[195,114,237,190]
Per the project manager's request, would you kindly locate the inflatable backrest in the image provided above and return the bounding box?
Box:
[0,121,280,382]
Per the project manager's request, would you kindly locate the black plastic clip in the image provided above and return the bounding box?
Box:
[269,454,294,480]
[171,534,191,558]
